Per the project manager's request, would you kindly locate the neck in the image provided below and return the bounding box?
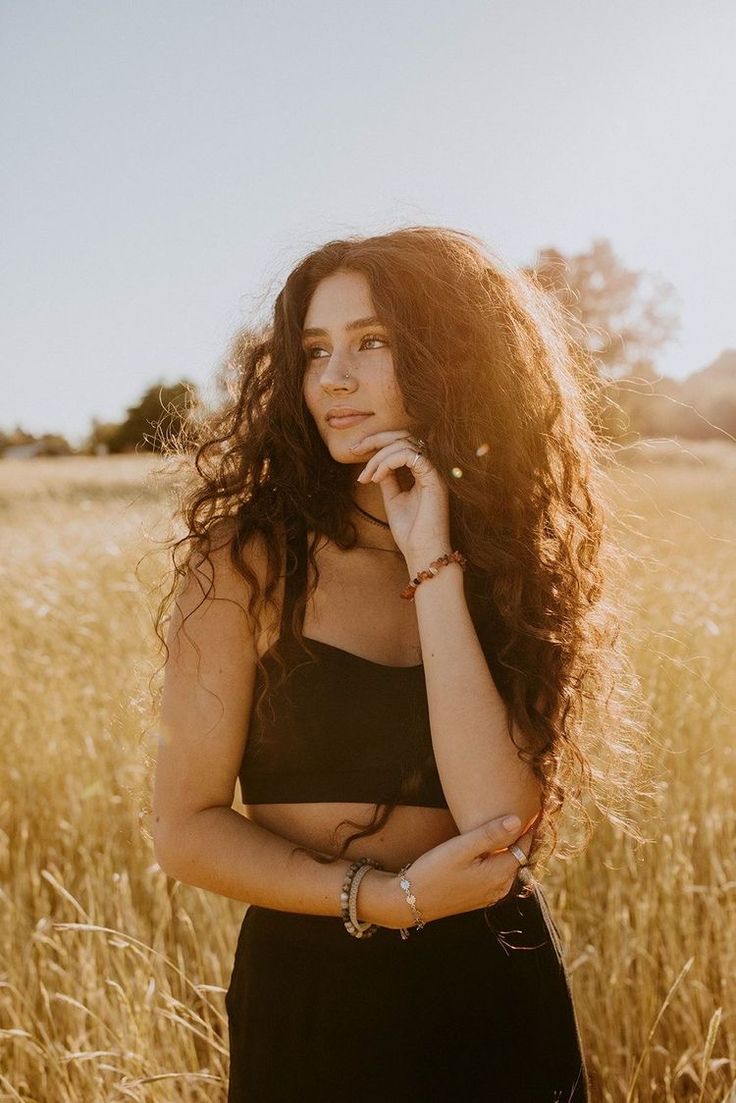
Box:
[351,484,388,523]
[349,462,415,521]
[349,467,398,550]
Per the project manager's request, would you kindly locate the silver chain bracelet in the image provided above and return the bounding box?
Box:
[398,863,426,940]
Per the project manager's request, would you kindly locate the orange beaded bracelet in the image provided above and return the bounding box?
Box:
[400,549,468,601]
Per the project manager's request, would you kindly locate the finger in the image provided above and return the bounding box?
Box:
[357,441,425,485]
[485,850,522,886]
[484,824,536,861]
[482,850,527,904]
[503,830,534,867]
[357,438,423,481]
[370,447,431,483]
[460,814,524,858]
[377,468,401,503]
[485,826,537,881]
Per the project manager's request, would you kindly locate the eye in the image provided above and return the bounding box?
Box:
[360,334,389,350]
[303,333,388,361]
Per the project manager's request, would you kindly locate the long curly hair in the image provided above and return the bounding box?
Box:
[152,225,651,878]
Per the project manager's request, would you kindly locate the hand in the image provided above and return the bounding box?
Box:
[351,429,451,560]
[380,814,537,929]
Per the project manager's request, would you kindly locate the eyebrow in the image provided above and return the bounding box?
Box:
[301,315,386,339]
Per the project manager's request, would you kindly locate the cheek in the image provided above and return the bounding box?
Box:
[380,369,409,415]
[302,375,318,413]
[302,378,330,434]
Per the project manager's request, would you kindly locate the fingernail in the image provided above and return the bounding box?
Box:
[503,816,521,831]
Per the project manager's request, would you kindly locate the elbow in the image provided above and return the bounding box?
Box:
[518,803,543,837]
[152,818,186,881]
[152,836,174,880]
[489,781,543,844]
[517,783,544,836]
[512,793,544,850]
[444,763,544,839]
[151,804,232,884]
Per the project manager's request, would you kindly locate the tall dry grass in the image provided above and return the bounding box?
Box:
[0,448,734,1102]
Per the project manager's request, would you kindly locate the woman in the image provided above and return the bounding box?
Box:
[153,227,642,1101]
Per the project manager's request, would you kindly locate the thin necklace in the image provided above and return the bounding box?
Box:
[353,501,391,529]
[355,542,404,556]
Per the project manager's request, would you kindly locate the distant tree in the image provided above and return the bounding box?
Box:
[36,433,73,456]
[0,426,72,458]
[526,240,681,440]
[102,380,200,453]
[86,418,121,455]
[1,426,36,450]
[528,239,680,381]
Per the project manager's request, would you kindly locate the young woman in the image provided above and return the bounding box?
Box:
[153,227,642,1101]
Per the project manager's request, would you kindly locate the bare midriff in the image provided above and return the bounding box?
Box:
[243,801,459,871]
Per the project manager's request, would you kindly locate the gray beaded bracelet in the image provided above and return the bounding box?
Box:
[398,863,426,940]
[341,857,380,939]
[348,862,378,936]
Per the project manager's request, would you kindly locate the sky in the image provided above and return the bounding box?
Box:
[2,0,734,446]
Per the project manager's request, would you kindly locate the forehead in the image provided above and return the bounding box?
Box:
[303,270,375,329]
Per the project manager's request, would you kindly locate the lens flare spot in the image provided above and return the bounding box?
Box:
[451,466,463,479]
[475,442,490,457]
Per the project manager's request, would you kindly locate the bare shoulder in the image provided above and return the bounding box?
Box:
[177,516,269,618]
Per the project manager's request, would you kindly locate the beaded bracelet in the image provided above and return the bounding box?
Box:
[341,857,380,939]
[400,549,467,601]
[397,863,426,941]
[349,862,379,936]
[340,860,363,934]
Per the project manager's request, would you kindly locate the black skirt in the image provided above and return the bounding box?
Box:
[225,880,589,1102]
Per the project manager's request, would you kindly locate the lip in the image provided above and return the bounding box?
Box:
[325,410,372,429]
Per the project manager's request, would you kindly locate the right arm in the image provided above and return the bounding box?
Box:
[152,527,379,916]
[152,528,532,928]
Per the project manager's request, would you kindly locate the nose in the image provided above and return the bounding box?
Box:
[318,348,356,389]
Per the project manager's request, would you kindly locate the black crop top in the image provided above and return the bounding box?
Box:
[238,524,503,810]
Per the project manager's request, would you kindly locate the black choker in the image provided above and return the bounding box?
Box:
[353,501,391,530]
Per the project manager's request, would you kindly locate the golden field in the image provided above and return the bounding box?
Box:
[1,447,734,1102]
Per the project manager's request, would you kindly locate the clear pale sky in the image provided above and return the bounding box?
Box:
[2,1,734,445]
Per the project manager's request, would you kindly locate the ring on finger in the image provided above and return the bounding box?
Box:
[509,843,529,868]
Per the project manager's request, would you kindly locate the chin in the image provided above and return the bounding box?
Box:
[333,450,363,471]
[323,433,370,461]
[319,438,359,468]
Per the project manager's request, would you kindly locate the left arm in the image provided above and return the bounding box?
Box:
[355,429,543,839]
[408,546,543,835]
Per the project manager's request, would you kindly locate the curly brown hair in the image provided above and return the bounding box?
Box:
[151,225,652,879]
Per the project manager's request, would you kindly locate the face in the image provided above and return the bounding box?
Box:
[301,269,415,464]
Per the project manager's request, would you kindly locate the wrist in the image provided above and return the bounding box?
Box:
[404,540,453,578]
[404,551,466,603]
[358,868,411,930]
